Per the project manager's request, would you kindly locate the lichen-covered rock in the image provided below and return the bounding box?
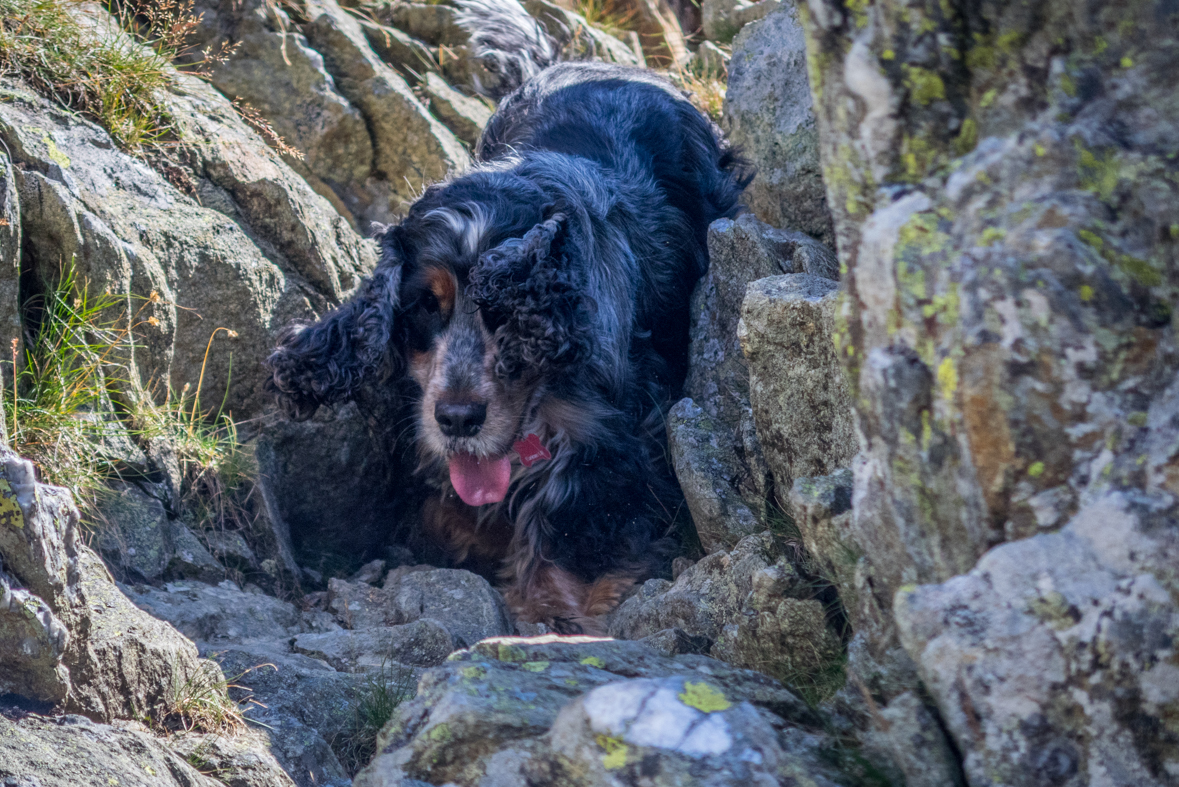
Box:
[683,215,833,536]
[0,712,222,787]
[666,398,761,553]
[723,2,834,247]
[354,635,845,786]
[689,215,838,437]
[547,675,841,786]
[739,275,856,499]
[327,566,511,647]
[0,448,202,722]
[896,491,1178,786]
[609,532,844,686]
[292,618,455,670]
[800,0,1179,638]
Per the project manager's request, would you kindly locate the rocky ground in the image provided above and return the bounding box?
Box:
[1,0,1177,785]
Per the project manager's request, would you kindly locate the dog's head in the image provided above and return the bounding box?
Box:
[266,178,596,507]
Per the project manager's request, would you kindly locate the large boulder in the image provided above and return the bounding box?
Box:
[0,77,370,419]
[798,0,1179,777]
[354,635,858,786]
[799,0,1179,664]
[896,491,1179,787]
[0,712,222,787]
[0,448,202,722]
[723,4,834,247]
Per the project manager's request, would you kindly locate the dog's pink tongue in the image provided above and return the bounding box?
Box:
[449,452,512,506]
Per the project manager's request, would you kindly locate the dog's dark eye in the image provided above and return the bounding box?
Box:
[421,292,440,314]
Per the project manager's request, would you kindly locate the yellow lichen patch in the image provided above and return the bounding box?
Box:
[1074,141,1123,203]
[902,65,946,105]
[41,133,71,169]
[1080,285,1094,302]
[427,723,453,743]
[678,682,731,713]
[937,357,958,403]
[497,644,527,662]
[522,661,549,673]
[460,665,487,680]
[897,211,950,256]
[596,735,628,769]
[980,227,1007,246]
[1028,461,1045,478]
[579,656,605,668]
[955,118,978,156]
[0,478,24,529]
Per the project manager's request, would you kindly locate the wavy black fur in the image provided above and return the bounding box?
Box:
[265,0,750,624]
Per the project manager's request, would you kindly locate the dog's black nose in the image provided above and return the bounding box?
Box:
[435,401,487,437]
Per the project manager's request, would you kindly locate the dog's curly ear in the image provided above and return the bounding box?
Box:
[265,264,403,421]
[467,212,593,380]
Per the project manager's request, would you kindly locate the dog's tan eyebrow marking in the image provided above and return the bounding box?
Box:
[425,267,456,317]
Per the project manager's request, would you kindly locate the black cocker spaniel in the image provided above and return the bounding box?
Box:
[266,0,749,632]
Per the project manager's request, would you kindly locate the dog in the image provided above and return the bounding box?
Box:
[265,0,749,632]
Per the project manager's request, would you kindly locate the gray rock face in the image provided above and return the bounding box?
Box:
[354,636,846,786]
[688,215,837,438]
[94,481,177,582]
[724,4,834,247]
[168,730,299,787]
[681,214,836,547]
[739,275,856,500]
[421,72,491,147]
[0,712,222,787]
[522,0,642,66]
[0,449,202,723]
[666,398,761,553]
[256,397,402,581]
[896,492,1179,787]
[0,78,365,419]
[301,0,469,213]
[208,644,366,787]
[0,566,70,703]
[609,532,843,686]
[124,579,303,643]
[188,0,467,232]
